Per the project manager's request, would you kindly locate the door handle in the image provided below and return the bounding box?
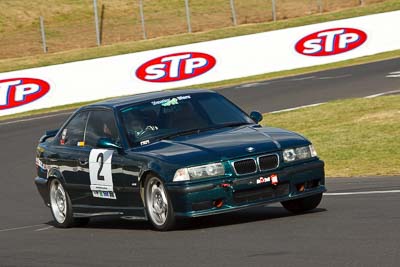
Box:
[79,159,88,166]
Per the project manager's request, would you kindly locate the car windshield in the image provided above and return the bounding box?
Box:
[119,92,254,147]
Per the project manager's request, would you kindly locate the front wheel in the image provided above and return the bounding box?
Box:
[144,176,176,231]
[281,193,323,214]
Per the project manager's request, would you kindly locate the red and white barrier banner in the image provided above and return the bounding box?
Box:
[1,10,399,116]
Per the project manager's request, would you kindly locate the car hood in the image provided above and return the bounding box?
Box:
[132,126,310,166]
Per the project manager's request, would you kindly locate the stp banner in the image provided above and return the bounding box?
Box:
[1,10,399,116]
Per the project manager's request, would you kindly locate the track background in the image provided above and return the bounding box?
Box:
[0,58,399,266]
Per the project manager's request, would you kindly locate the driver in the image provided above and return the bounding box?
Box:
[126,113,145,139]
[126,112,158,139]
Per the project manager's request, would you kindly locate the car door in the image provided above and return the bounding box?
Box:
[73,109,142,209]
[45,111,90,202]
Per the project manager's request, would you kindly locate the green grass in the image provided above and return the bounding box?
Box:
[0,0,399,72]
[262,95,400,177]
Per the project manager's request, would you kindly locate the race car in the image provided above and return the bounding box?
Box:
[35,89,326,231]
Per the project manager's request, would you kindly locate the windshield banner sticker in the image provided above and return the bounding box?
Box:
[151,95,191,106]
[162,98,178,107]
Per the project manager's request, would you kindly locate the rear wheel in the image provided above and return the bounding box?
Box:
[281,193,323,214]
[144,176,176,231]
[49,179,75,228]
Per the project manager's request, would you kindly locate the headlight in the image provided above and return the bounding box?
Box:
[283,145,317,163]
[173,163,225,182]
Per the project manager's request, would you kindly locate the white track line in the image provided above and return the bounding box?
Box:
[34,226,54,232]
[271,89,399,113]
[324,190,400,196]
[364,90,400,98]
[0,112,72,126]
[0,224,45,233]
[270,103,325,113]
[290,76,316,81]
[317,74,352,80]
[240,82,261,88]
[385,71,400,78]
[0,191,399,233]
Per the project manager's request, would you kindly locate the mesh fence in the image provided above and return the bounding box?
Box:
[143,0,187,38]
[322,0,361,11]
[0,0,390,59]
[190,0,233,32]
[235,0,274,24]
[276,0,320,20]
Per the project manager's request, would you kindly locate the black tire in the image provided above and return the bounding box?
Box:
[48,178,75,228]
[281,193,323,214]
[144,175,176,231]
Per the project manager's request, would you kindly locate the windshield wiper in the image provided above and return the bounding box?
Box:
[161,128,201,140]
[161,122,253,141]
[199,122,253,132]
[220,122,253,128]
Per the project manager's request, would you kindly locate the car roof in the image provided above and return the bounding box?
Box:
[83,89,216,110]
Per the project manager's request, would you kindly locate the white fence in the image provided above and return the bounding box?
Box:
[1,10,399,117]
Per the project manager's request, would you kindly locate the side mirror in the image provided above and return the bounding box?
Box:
[97,137,123,152]
[39,129,59,143]
[250,111,263,124]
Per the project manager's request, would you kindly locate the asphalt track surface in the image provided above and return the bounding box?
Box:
[0,58,399,266]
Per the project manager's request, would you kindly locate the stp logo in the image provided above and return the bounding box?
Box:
[295,28,367,56]
[0,78,50,110]
[136,52,216,82]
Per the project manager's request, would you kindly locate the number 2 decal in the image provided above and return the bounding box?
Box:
[96,153,105,181]
[89,149,116,199]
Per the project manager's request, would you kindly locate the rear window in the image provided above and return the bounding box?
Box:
[57,111,89,146]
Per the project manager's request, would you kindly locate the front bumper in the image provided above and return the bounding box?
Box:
[167,159,325,217]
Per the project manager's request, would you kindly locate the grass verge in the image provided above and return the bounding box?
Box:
[0,0,399,73]
[262,95,400,177]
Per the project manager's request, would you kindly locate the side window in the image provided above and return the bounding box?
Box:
[58,111,89,146]
[85,110,120,148]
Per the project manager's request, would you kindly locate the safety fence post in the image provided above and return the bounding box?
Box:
[271,0,276,22]
[184,0,192,33]
[39,16,48,53]
[93,0,101,46]
[139,0,147,39]
[317,0,323,13]
[230,0,238,26]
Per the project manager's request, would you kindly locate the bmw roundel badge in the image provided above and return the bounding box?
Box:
[246,147,255,153]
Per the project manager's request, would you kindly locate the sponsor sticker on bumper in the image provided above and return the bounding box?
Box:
[256,174,278,185]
